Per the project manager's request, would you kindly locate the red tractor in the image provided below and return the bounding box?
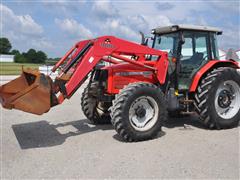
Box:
[1,25,239,142]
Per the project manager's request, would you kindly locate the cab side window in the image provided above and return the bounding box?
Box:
[181,37,193,60]
[195,36,207,57]
[181,32,209,67]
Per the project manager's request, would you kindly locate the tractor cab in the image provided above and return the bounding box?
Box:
[151,24,222,90]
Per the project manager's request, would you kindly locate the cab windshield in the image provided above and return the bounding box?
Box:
[153,32,179,58]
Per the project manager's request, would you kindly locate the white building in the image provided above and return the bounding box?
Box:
[39,65,59,79]
[0,54,14,62]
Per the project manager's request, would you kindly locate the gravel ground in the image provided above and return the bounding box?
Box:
[1,85,239,179]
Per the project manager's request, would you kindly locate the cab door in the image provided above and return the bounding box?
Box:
[179,31,211,90]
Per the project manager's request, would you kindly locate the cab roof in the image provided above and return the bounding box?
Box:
[152,24,222,35]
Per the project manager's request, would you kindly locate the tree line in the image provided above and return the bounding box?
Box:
[0,37,48,64]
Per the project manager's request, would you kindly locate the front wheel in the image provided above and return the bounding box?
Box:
[195,67,240,129]
[111,82,167,142]
[81,83,111,124]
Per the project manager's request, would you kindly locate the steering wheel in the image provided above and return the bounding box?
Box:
[198,51,209,66]
[202,51,208,60]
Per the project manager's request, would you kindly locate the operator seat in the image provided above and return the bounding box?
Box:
[182,52,204,65]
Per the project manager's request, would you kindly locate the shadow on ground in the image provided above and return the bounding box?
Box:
[12,115,205,149]
[12,119,112,149]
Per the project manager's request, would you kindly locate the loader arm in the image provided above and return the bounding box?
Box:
[54,36,168,103]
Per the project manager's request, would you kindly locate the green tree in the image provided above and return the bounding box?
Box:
[35,51,47,64]
[0,37,12,54]
[11,49,20,55]
[25,49,37,63]
[13,48,48,64]
[14,54,27,63]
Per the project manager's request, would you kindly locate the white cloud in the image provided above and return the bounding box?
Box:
[144,15,172,29]
[209,1,239,14]
[1,4,55,56]
[31,38,54,50]
[92,0,118,19]
[162,2,209,21]
[127,15,148,32]
[126,14,172,36]
[1,1,238,57]
[112,1,208,23]
[89,1,138,40]
[219,28,240,49]
[102,19,139,40]
[3,30,54,53]
[1,4,43,36]
[42,0,86,16]
[90,1,172,41]
[155,2,175,10]
[55,18,93,40]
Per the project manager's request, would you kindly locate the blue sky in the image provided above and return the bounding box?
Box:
[1,0,239,57]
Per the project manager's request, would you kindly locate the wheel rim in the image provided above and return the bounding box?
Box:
[129,96,159,131]
[214,80,240,119]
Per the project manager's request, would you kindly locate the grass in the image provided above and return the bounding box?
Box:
[0,62,41,75]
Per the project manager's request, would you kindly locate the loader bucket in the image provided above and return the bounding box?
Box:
[0,68,53,115]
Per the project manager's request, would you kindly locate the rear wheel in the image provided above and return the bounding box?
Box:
[195,67,240,129]
[81,82,111,124]
[111,82,167,142]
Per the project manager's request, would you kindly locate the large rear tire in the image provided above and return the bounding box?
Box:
[195,67,240,129]
[111,82,167,142]
[81,83,111,124]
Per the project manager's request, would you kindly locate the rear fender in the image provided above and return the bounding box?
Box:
[189,60,239,92]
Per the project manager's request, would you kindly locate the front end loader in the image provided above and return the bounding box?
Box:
[1,25,239,142]
[0,68,54,115]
